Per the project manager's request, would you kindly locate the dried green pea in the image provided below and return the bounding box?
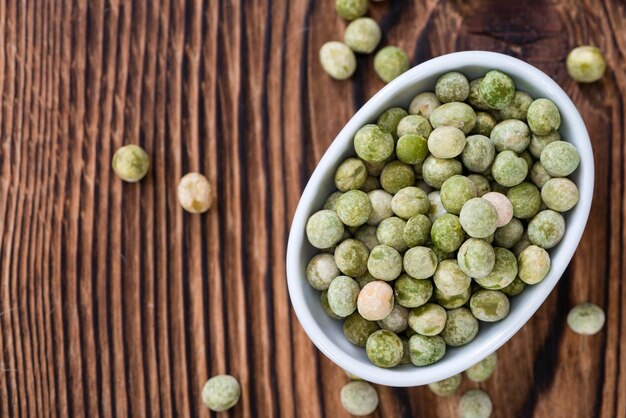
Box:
[408,334,446,366]
[408,303,447,336]
[356,271,377,289]
[337,190,373,227]
[335,0,368,20]
[366,329,404,368]
[422,156,463,189]
[360,176,380,193]
[567,303,606,335]
[324,191,344,211]
[530,161,552,188]
[540,140,580,177]
[501,277,527,297]
[435,286,471,309]
[497,91,532,120]
[319,41,357,80]
[527,98,561,135]
[306,253,340,290]
[377,217,408,252]
[377,107,408,137]
[471,111,497,137]
[517,244,551,284]
[434,259,471,296]
[541,178,579,212]
[397,115,433,138]
[431,213,465,252]
[334,239,370,276]
[428,373,462,396]
[202,375,241,412]
[457,238,496,279]
[465,352,497,382]
[467,174,491,197]
[479,70,515,110]
[391,186,429,219]
[409,92,441,118]
[435,72,470,103]
[467,78,490,110]
[507,182,542,219]
[306,210,345,249]
[343,312,380,346]
[396,134,429,165]
[462,134,495,173]
[427,191,448,222]
[490,119,531,153]
[355,224,379,250]
[459,389,493,418]
[367,189,393,225]
[367,244,403,281]
[380,161,415,194]
[474,247,518,290]
[112,144,150,182]
[321,291,342,319]
[567,46,606,83]
[527,209,565,249]
[459,198,498,239]
[441,307,479,347]
[403,246,438,279]
[378,304,409,333]
[340,381,379,416]
[335,157,368,191]
[529,131,560,158]
[429,102,477,134]
[328,276,360,317]
[354,124,395,163]
[428,126,467,159]
[512,231,532,256]
[493,217,524,249]
[491,150,528,187]
[374,46,409,83]
[394,274,433,308]
[344,17,381,54]
[440,175,477,215]
[470,290,510,322]
[403,214,432,248]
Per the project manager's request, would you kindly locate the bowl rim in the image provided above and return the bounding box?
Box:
[286,51,594,387]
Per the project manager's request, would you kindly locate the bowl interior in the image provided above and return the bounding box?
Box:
[286,52,594,387]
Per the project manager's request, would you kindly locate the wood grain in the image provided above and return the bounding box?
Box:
[0,0,625,417]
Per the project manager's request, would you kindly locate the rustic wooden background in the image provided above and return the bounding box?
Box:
[0,0,624,417]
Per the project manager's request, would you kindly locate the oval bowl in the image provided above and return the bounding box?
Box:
[286,51,594,387]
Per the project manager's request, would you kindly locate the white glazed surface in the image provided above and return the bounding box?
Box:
[286,51,594,387]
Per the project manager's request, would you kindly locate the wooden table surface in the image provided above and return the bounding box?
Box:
[1,0,625,417]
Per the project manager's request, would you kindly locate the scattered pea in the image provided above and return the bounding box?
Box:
[465,352,497,382]
[567,303,606,335]
[112,144,150,182]
[177,172,213,214]
[335,0,368,20]
[344,17,381,53]
[202,375,241,412]
[459,389,493,418]
[428,373,462,396]
[319,41,357,80]
[567,46,606,83]
[374,46,409,83]
[340,381,379,416]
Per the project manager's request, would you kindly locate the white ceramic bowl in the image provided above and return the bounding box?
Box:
[286,51,594,387]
